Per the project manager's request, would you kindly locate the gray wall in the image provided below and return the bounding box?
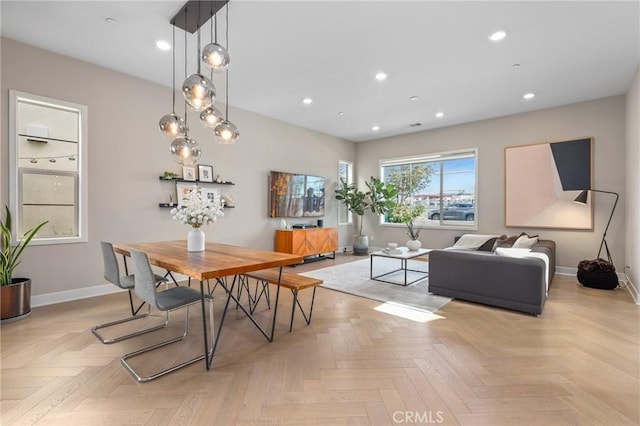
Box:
[1,38,355,297]
[625,66,640,302]
[356,96,627,270]
[1,37,634,301]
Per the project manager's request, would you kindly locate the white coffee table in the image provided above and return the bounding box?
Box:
[370,247,431,286]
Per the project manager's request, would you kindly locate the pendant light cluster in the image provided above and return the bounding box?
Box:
[158,0,238,166]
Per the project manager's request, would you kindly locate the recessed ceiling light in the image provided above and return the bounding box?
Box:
[302,97,313,105]
[409,96,419,101]
[372,125,380,131]
[435,112,444,118]
[523,92,535,100]
[338,111,344,116]
[375,72,387,81]
[156,40,171,51]
[105,17,117,24]
[489,30,506,41]
[512,63,521,67]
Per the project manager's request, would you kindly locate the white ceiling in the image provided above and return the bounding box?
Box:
[1,1,639,142]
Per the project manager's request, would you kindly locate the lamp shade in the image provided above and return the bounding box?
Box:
[199,106,224,128]
[170,136,201,165]
[158,113,187,139]
[182,73,215,111]
[214,120,239,144]
[202,43,230,72]
[573,190,589,205]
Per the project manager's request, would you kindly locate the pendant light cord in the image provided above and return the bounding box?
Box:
[183,7,188,126]
[171,22,176,114]
[225,3,230,119]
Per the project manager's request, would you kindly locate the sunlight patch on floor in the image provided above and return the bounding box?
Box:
[374,302,444,323]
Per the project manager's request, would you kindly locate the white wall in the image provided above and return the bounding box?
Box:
[1,38,355,297]
[625,66,640,303]
[356,96,627,270]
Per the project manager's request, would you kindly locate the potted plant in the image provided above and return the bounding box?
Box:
[389,204,425,251]
[335,177,397,255]
[1,206,47,323]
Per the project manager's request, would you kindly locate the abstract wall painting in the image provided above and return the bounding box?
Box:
[505,138,592,229]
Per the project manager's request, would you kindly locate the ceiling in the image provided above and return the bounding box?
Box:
[1,1,639,142]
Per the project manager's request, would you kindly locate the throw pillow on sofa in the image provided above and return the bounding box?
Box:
[492,234,519,250]
[513,234,539,249]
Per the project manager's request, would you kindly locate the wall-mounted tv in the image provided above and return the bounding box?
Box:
[269,170,325,218]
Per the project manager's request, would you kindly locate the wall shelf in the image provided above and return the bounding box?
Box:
[159,176,235,185]
[158,203,234,209]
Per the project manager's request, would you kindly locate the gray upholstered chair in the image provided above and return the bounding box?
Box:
[92,241,169,344]
[120,250,215,382]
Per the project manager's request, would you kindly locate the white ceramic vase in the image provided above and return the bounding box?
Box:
[187,227,205,252]
[406,239,422,251]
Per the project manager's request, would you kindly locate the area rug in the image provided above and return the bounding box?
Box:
[300,257,451,313]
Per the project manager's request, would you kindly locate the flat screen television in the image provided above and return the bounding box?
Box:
[269,170,325,218]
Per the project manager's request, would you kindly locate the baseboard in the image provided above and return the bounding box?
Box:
[30,266,639,307]
[31,284,122,308]
[555,266,638,304]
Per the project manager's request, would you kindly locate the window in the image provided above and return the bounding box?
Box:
[338,160,353,224]
[381,149,477,229]
[9,91,88,245]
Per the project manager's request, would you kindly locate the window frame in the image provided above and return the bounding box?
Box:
[379,148,478,231]
[9,90,89,245]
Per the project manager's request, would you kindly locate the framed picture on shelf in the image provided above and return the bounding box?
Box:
[200,187,220,206]
[176,182,195,207]
[182,166,196,181]
[198,164,214,183]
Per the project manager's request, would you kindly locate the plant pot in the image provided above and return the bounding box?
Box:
[353,235,369,256]
[1,278,31,323]
[406,239,422,251]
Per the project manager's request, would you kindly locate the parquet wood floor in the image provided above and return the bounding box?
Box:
[1,254,638,425]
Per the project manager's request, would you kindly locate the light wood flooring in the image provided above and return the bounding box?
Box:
[1,254,639,425]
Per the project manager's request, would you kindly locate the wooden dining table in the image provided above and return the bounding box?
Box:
[113,240,303,370]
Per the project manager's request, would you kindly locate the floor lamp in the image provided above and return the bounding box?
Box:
[573,189,619,265]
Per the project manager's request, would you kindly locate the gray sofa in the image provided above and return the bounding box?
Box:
[428,240,555,315]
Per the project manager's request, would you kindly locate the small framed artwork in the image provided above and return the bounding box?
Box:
[182,166,196,181]
[176,182,195,207]
[200,187,220,205]
[198,164,214,183]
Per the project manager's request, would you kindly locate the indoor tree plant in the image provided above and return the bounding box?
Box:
[1,206,47,323]
[390,204,425,250]
[335,177,397,255]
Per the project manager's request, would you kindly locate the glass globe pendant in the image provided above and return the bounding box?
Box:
[202,43,230,72]
[199,105,223,128]
[159,113,187,138]
[214,120,239,145]
[182,73,215,111]
[170,136,201,165]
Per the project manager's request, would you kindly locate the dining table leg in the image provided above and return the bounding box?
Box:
[199,280,211,370]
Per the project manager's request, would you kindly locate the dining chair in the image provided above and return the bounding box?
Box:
[92,241,170,344]
[120,250,215,382]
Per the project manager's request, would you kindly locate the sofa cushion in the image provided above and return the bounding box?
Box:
[491,234,519,250]
[513,234,539,249]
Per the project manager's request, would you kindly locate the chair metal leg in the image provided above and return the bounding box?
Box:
[120,297,215,382]
[92,301,170,344]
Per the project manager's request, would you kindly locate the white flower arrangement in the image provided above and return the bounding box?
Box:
[170,186,224,228]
